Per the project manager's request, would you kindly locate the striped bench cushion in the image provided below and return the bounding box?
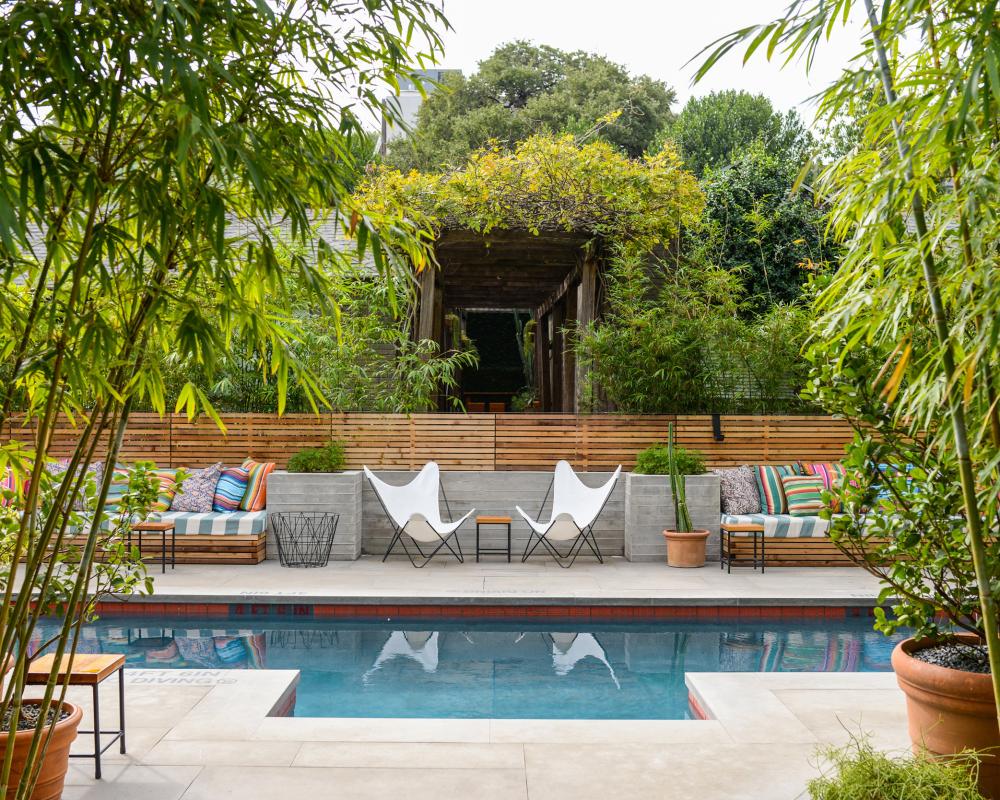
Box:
[160,511,267,535]
[721,514,831,538]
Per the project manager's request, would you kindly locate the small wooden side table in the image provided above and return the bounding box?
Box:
[475,515,512,562]
[130,520,176,573]
[27,654,126,780]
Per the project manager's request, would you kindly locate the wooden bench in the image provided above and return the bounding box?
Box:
[720,515,860,569]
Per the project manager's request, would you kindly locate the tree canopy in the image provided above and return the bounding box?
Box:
[698,142,835,313]
[654,90,811,176]
[386,41,676,171]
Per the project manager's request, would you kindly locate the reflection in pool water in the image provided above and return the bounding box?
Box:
[34,615,903,719]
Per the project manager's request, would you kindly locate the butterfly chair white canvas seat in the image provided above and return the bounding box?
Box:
[364,462,473,566]
[515,460,621,567]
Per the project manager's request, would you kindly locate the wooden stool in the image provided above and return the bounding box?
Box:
[27,654,126,779]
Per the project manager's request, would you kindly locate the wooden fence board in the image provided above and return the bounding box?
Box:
[4,412,854,471]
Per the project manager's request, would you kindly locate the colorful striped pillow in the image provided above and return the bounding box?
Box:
[0,467,23,507]
[151,468,179,512]
[754,464,799,514]
[212,466,250,512]
[780,474,826,517]
[240,459,275,512]
[803,462,847,510]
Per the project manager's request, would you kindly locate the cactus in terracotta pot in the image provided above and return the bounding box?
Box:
[668,423,693,532]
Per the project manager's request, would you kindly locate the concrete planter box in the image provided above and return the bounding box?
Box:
[266,471,362,561]
[624,473,721,562]
[360,470,625,560]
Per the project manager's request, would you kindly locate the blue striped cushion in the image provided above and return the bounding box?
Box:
[721,514,831,538]
[212,467,250,512]
[161,511,266,535]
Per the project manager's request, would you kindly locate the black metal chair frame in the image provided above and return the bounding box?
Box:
[367,472,465,568]
[520,477,612,569]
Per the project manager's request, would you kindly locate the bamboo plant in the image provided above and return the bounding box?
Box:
[696,0,1000,721]
[0,1,446,796]
[668,423,694,532]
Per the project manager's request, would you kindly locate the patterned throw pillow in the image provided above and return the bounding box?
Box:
[240,459,275,511]
[803,462,847,511]
[780,474,826,517]
[171,462,222,513]
[212,466,250,512]
[754,464,800,515]
[46,459,105,510]
[713,466,761,515]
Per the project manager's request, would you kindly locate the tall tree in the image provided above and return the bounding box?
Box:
[0,1,445,797]
[655,90,811,176]
[698,142,834,313]
[386,41,675,171]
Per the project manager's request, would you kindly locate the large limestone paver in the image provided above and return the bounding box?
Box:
[179,765,529,800]
[523,742,819,800]
[125,557,885,605]
[63,764,202,800]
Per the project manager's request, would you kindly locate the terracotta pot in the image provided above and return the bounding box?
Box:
[663,529,709,568]
[892,636,1000,799]
[1,700,82,800]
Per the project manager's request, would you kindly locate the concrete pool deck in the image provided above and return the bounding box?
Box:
[58,667,910,800]
[112,557,884,608]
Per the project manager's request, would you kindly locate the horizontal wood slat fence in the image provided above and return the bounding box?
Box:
[3,413,853,471]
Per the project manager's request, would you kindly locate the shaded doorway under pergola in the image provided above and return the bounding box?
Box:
[415,229,605,412]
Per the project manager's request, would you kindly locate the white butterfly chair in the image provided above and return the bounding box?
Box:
[364,462,474,567]
[515,460,621,568]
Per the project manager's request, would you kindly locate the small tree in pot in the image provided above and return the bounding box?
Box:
[635,423,709,568]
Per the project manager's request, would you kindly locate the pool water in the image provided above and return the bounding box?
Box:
[36,614,904,720]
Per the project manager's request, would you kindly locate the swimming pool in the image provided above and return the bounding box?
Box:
[37,611,903,720]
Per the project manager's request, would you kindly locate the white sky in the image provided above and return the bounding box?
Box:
[428,0,865,124]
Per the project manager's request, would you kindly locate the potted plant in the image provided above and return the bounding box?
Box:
[636,424,709,568]
[0,460,155,799]
[814,418,1000,797]
[286,441,347,473]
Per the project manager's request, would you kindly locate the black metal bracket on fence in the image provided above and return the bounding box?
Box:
[712,413,725,442]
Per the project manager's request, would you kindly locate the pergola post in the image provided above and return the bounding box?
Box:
[538,311,552,411]
[551,301,565,411]
[561,290,577,411]
[417,266,436,343]
[575,254,598,412]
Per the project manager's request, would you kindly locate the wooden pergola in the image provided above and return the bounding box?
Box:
[414,228,605,412]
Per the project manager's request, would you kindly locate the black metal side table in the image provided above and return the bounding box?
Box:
[475,515,512,562]
[272,511,340,567]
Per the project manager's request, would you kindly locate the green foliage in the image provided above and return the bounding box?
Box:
[703,0,1000,698]
[653,90,811,176]
[634,442,706,477]
[805,344,998,642]
[576,249,815,414]
[668,423,694,531]
[697,142,835,313]
[286,442,347,473]
[809,738,984,800]
[359,133,704,252]
[0,1,446,795]
[387,41,676,171]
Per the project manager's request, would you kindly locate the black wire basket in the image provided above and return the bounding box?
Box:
[271,511,340,568]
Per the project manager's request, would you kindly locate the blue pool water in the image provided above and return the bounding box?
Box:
[36,614,904,719]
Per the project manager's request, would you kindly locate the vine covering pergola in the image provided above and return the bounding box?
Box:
[353,134,703,411]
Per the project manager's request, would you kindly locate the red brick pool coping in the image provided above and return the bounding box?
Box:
[92,601,875,621]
